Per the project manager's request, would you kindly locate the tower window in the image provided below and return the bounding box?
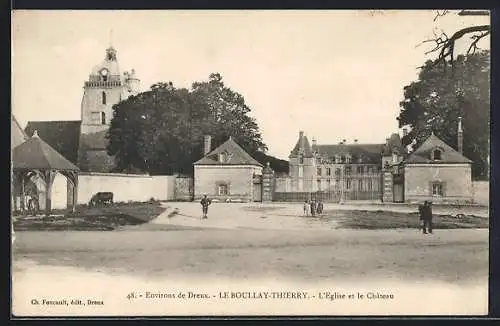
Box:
[102,75,108,82]
[102,92,107,105]
[101,112,106,125]
[299,155,304,165]
[91,112,101,124]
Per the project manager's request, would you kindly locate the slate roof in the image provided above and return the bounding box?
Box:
[289,134,313,157]
[13,131,80,171]
[315,143,384,164]
[11,114,28,149]
[404,132,472,164]
[25,120,82,165]
[381,133,406,155]
[194,137,263,167]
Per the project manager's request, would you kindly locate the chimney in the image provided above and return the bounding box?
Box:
[354,139,358,143]
[203,135,212,156]
[403,128,408,137]
[457,117,463,154]
[312,137,317,147]
[299,131,304,138]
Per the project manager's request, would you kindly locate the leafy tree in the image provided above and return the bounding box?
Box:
[107,74,288,175]
[397,50,490,180]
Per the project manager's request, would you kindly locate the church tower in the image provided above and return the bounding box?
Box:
[79,44,141,172]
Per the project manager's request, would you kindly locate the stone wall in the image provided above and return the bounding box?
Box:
[472,180,489,205]
[404,164,473,204]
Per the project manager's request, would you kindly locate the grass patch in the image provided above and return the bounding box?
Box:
[13,202,166,231]
[326,210,489,230]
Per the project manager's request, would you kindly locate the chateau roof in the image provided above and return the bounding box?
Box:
[25,120,82,165]
[382,133,406,155]
[13,131,80,171]
[194,137,263,167]
[315,143,384,164]
[289,133,313,157]
[404,132,472,164]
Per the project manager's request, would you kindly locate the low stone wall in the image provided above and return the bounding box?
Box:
[472,180,489,206]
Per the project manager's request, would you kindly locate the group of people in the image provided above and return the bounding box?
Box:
[303,199,324,217]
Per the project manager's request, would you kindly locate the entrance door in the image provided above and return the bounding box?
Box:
[253,183,262,202]
[393,183,404,203]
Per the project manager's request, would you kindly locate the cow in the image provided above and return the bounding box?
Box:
[89,192,114,207]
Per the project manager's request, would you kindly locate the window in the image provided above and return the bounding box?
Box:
[326,179,331,190]
[392,153,398,163]
[326,168,331,176]
[432,182,443,196]
[317,180,321,191]
[367,166,373,174]
[102,92,107,105]
[317,167,322,176]
[335,155,340,163]
[340,155,345,163]
[91,112,101,124]
[345,167,351,176]
[219,153,226,163]
[335,168,341,177]
[102,75,108,82]
[101,112,106,125]
[433,149,443,161]
[367,179,373,191]
[357,166,364,175]
[299,155,304,164]
[218,184,229,196]
[358,180,363,191]
[346,179,351,189]
[345,155,351,164]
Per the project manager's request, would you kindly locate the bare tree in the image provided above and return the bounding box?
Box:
[422,10,490,65]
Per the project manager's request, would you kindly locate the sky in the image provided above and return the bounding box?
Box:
[11,10,490,159]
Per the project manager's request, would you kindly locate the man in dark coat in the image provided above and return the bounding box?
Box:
[200,195,212,219]
[420,201,433,234]
[310,200,316,217]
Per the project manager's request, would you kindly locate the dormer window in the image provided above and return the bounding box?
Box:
[299,155,304,165]
[219,153,226,163]
[431,148,443,161]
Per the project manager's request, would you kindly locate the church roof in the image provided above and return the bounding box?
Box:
[315,143,384,164]
[11,114,28,150]
[13,131,80,171]
[193,137,263,167]
[25,120,81,165]
[91,46,121,77]
[404,132,472,164]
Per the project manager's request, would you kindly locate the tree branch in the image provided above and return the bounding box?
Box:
[433,10,449,22]
[467,30,490,55]
[424,25,490,65]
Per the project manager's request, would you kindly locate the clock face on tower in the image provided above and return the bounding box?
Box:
[100,69,108,76]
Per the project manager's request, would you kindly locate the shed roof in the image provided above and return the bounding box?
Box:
[13,131,80,171]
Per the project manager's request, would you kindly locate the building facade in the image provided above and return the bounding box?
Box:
[286,131,391,201]
[284,118,472,204]
[193,136,264,202]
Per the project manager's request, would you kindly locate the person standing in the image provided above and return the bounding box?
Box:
[421,200,433,234]
[317,200,324,215]
[310,199,316,217]
[200,195,212,219]
[303,200,309,216]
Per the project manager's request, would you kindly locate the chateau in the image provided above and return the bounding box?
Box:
[25,45,141,172]
[282,118,474,204]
